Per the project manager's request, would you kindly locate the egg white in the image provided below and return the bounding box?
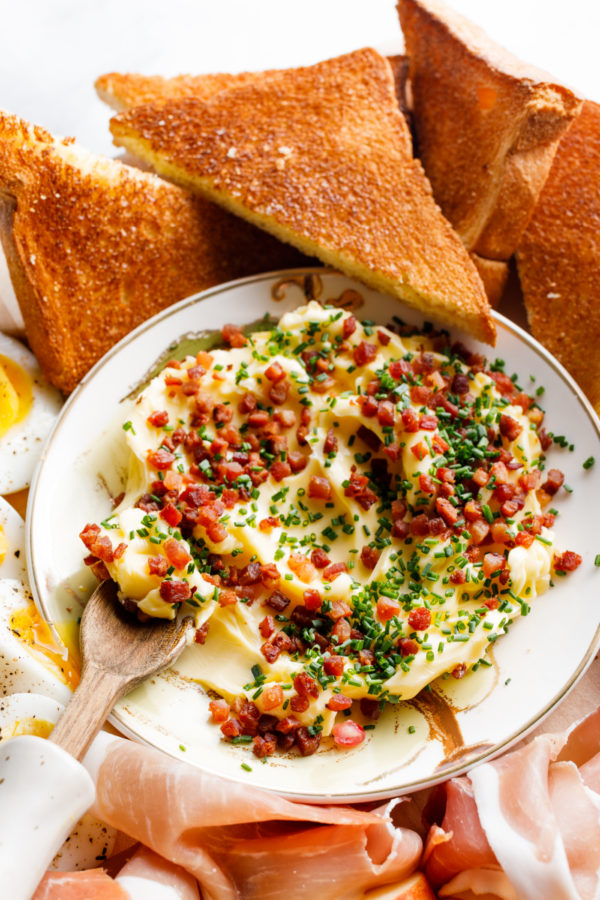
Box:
[0,692,117,871]
[0,496,26,581]
[0,578,73,704]
[0,332,62,494]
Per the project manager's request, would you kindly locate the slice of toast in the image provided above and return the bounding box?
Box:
[95,70,268,113]
[109,48,495,344]
[0,112,308,394]
[397,0,581,261]
[470,254,508,308]
[96,55,411,118]
[516,100,600,412]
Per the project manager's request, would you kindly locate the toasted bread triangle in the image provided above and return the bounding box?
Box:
[0,111,308,393]
[110,48,495,344]
[398,0,581,261]
[517,100,600,412]
[95,70,271,112]
[96,56,411,118]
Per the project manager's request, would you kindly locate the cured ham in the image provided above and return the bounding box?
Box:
[424,705,600,900]
[84,734,422,900]
[32,870,129,899]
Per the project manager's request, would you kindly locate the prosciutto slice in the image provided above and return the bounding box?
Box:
[424,705,600,900]
[32,870,129,899]
[84,734,422,900]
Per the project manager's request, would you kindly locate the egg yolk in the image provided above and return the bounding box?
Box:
[10,604,80,690]
[0,525,6,566]
[1,717,54,742]
[0,354,33,439]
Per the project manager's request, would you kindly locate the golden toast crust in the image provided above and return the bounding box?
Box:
[469,254,508,308]
[0,112,308,393]
[517,100,600,412]
[96,57,410,116]
[110,49,495,344]
[398,0,581,261]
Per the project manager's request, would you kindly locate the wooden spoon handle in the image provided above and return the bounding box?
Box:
[49,664,126,760]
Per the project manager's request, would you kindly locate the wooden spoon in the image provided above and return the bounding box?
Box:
[49,579,195,760]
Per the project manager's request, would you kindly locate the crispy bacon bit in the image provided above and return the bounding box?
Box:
[221,322,247,347]
[362,396,378,418]
[331,618,351,644]
[419,414,438,431]
[261,685,284,711]
[261,641,281,663]
[259,615,275,638]
[148,555,169,576]
[220,718,241,739]
[419,473,436,494]
[377,401,395,427]
[258,516,280,532]
[452,663,467,679]
[353,341,378,367]
[265,361,286,382]
[398,638,419,657]
[209,699,230,723]
[323,562,348,582]
[323,655,345,676]
[342,315,357,338]
[324,428,338,454]
[159,579,191,604]
[295,726,321,756]
[377,330,391,346]
[310,548,330,569]
[269,379,289,405]
[554,551,583,572]
[270,460,292,482]
[288,451,307,473]
[275,409,296,428]
[248,410,270,428]
[500,414,522,441]
[392,519,410,540]
[326,694,353,711]
[483,553,506,578]
[308,475,332,500]
[163,538,191,570]
[294,673,319,698]
[400,407,419,433]
[360,546,380,570]
[542,469,565,496]
[147,410,169,427]
[411,441,428,461]
[303,588,322,611]
[408,607,431,631]
[253,734,277,757]
[333,720,365,748]
[218,589,238,607]
[515,530,535,548]
[290,693,309,713]
[329,599,352,620]
[288,553,317,584]
[265,590,289,612]
[260,564,281,589]
[435,497,458,525]
[276,716,301,735]
[490,461,509,484]
[147,448,176,470]
[194,623,209,644]
[469,518,491,545]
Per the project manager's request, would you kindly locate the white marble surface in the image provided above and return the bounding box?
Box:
[0,0,599,330]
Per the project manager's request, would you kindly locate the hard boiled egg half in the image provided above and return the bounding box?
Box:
[0,332,62,494]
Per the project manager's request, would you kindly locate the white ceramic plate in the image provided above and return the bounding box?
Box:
[27,270,600,802]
